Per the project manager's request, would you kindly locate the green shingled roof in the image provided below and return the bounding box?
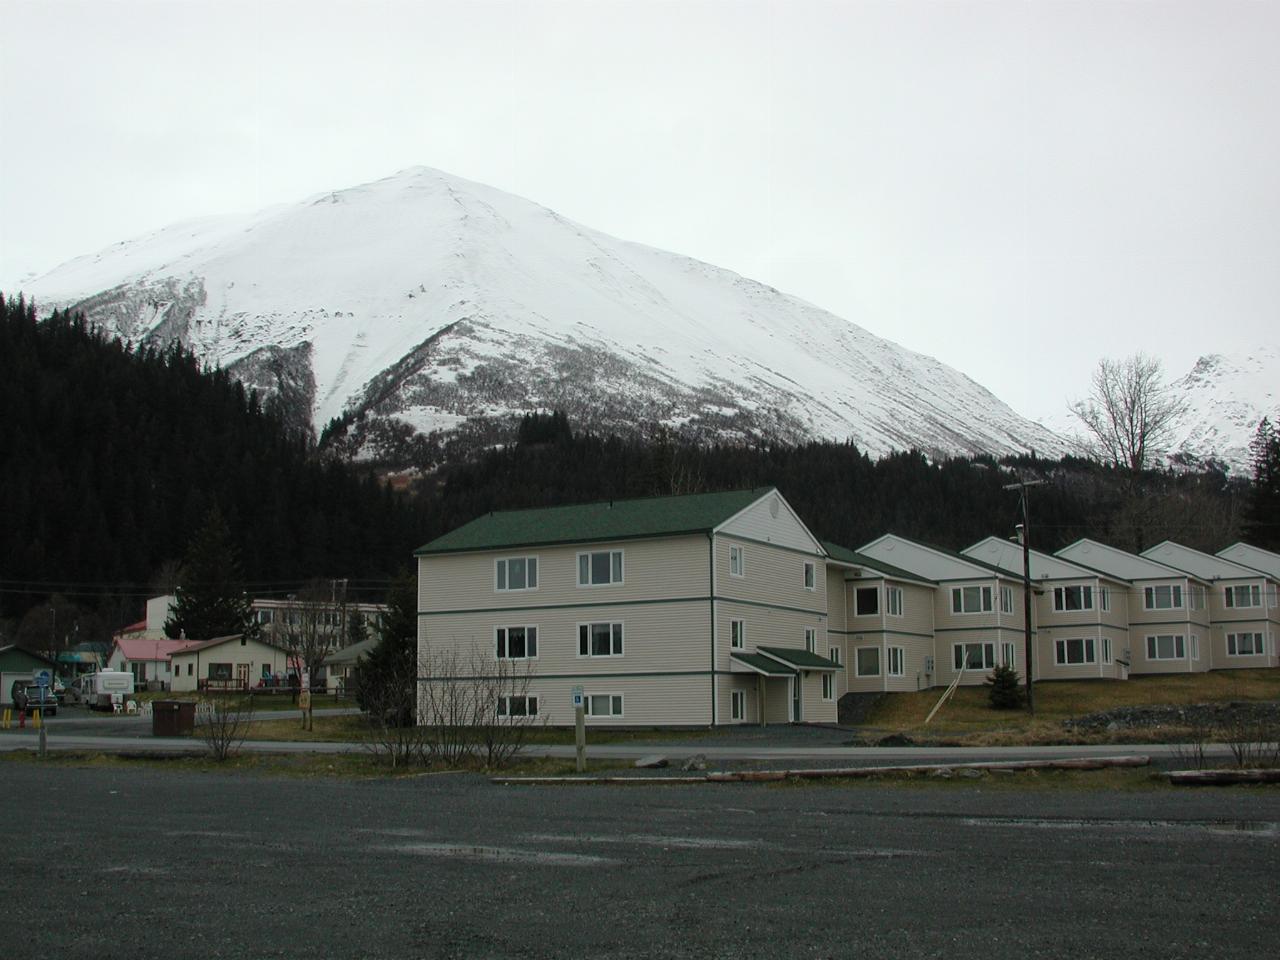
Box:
[757,646,841,671]
[821,541,934,585]
[730,651,796,676]
[416,487,777,555]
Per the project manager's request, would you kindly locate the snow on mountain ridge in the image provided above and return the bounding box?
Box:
[22,165,1067,462]
[1168,345,1280,469]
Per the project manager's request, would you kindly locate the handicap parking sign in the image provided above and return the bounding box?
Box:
[571,685,584,709]
[34,669,51,688]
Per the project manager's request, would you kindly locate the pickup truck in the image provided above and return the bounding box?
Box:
[22,685,58,717]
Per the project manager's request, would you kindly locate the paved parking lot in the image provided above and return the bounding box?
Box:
[4,762,1277,959]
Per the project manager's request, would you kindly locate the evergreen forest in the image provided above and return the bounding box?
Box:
[2,292,1276,652]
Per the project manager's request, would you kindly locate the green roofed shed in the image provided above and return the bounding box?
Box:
[416,487,779,555]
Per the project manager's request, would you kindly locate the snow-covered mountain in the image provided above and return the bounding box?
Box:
[1167,348,1280,470]
[19,166,1067,462]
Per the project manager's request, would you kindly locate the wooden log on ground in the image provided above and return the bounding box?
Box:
[705,756,1151,782]
[1166,768,1280,786]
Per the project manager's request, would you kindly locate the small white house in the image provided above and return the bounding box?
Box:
[169,635,294,693]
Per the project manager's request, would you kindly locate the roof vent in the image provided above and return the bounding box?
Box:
[769,497,780,518]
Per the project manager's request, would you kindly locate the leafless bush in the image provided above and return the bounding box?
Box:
[1170,714,1211,770]
[415,646,541,769]
[200,697,255,762]
[362,647,430,769]
[1221,713,1280,770]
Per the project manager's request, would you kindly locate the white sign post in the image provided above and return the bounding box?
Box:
[571,685,586,773]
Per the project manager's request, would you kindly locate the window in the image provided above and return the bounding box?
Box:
[951,586,993,614]
[1100,587,1111,612]
[804,628,816,653]
[496,556,538,592]
[1102,637,1113,664]
[1001,586,1015,614]
[1001,642,1015,668]
[256,609,274,625]
[821,674,834,700]
[731,690,745,720]
[497,695,539,717]
[578,622,623,657]
[1189,586,1205,612]
[1053,585,1094,612]
[855,647,881,677]
[208,662,232,681]
[803,561,816,591]
[187,663,193,676]
[729,545,744,577]
[887,646,905,677]
[730,619,745,649]
[1146,634,1186,660]
[887,586,903,617]
[1225,585,1262,608]
[496,626,538,660]
[1227,632,1266,656]
[828,646,842,667]
[585,694,623,717]
[1191,635,1200,660]
[854,587,879,616]
[953,643,995,671]
[1144,585,1183,610]
[578,550,623,586]
[1054,637,1096,665]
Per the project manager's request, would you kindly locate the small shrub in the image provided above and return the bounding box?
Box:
[986,665,1025,710]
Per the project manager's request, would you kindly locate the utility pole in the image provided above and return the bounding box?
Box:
[1004,478,1045,714]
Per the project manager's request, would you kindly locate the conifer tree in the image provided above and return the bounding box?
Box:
[164,506,259,642]
[1244,417,1280,550]
[355,570,418,722]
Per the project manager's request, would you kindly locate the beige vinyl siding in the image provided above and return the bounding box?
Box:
[825,568,848,634]
[715,601,825,672]
[715,674,833,724]
[418,535,711,615]
[1207,578,1278,668]
[800,668,835,722]
[837,580,935,689]
[423,601,710,676]
[932,578,1024,686]
[933,627,1026,687]
[715,536,826,613]
[1127,578,1211,675]
[762,677,792,723]
[1033,577,1130,681]
[422,674,714,727]
[718,493,819,553]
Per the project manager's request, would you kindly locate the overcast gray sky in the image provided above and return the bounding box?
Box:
[2,0,1276,422]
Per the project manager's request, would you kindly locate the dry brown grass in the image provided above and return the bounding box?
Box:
[860,669,1280,745]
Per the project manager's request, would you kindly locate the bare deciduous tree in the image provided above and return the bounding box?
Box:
[1070,353,1186,476]
[272,581,339,690]
[200,697,256,762]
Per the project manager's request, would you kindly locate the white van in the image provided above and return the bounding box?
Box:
[79,671,135,710]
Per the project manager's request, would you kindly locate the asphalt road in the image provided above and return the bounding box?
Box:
[4,762,1277,959]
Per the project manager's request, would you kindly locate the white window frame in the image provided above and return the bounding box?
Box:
[729,545,745,578]
[584,693,624,718]
[1000,586,1014,615]
[730,619,745,650]
[496,695,539,718]
[1191,634,1200,660]
[1102,636,1113,664]
[887,645,905,677]
[951,586,993,614]
[821,673,834,700]
[731,689,745,720]
[855,646,881,677]
[1001,642,1015,668]
[1144,584,1183,610]
[1100,587,1111,612]
[803,561,816,591]
[887,586,903,617]
[1225,584,1262,609]
[577,621,624,658]
[828,645,842,667]
[1053,585,1094,612]
[1054,637,1096,665]
[1227,632,1266,656]
[854,586,879,617]
[804,627,816,653]
[495,625,538,661]
[495,555,539,593]
[952,642,996,671]
[577,549,624,587]
[1189,586,1205,612]
[1146,634,1186,660]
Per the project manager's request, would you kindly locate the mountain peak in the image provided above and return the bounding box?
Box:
[21,167,1067,466]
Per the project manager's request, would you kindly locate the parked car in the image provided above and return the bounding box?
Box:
[23,685,58,717]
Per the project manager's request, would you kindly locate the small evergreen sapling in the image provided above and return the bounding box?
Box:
[986,664,1025,710]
